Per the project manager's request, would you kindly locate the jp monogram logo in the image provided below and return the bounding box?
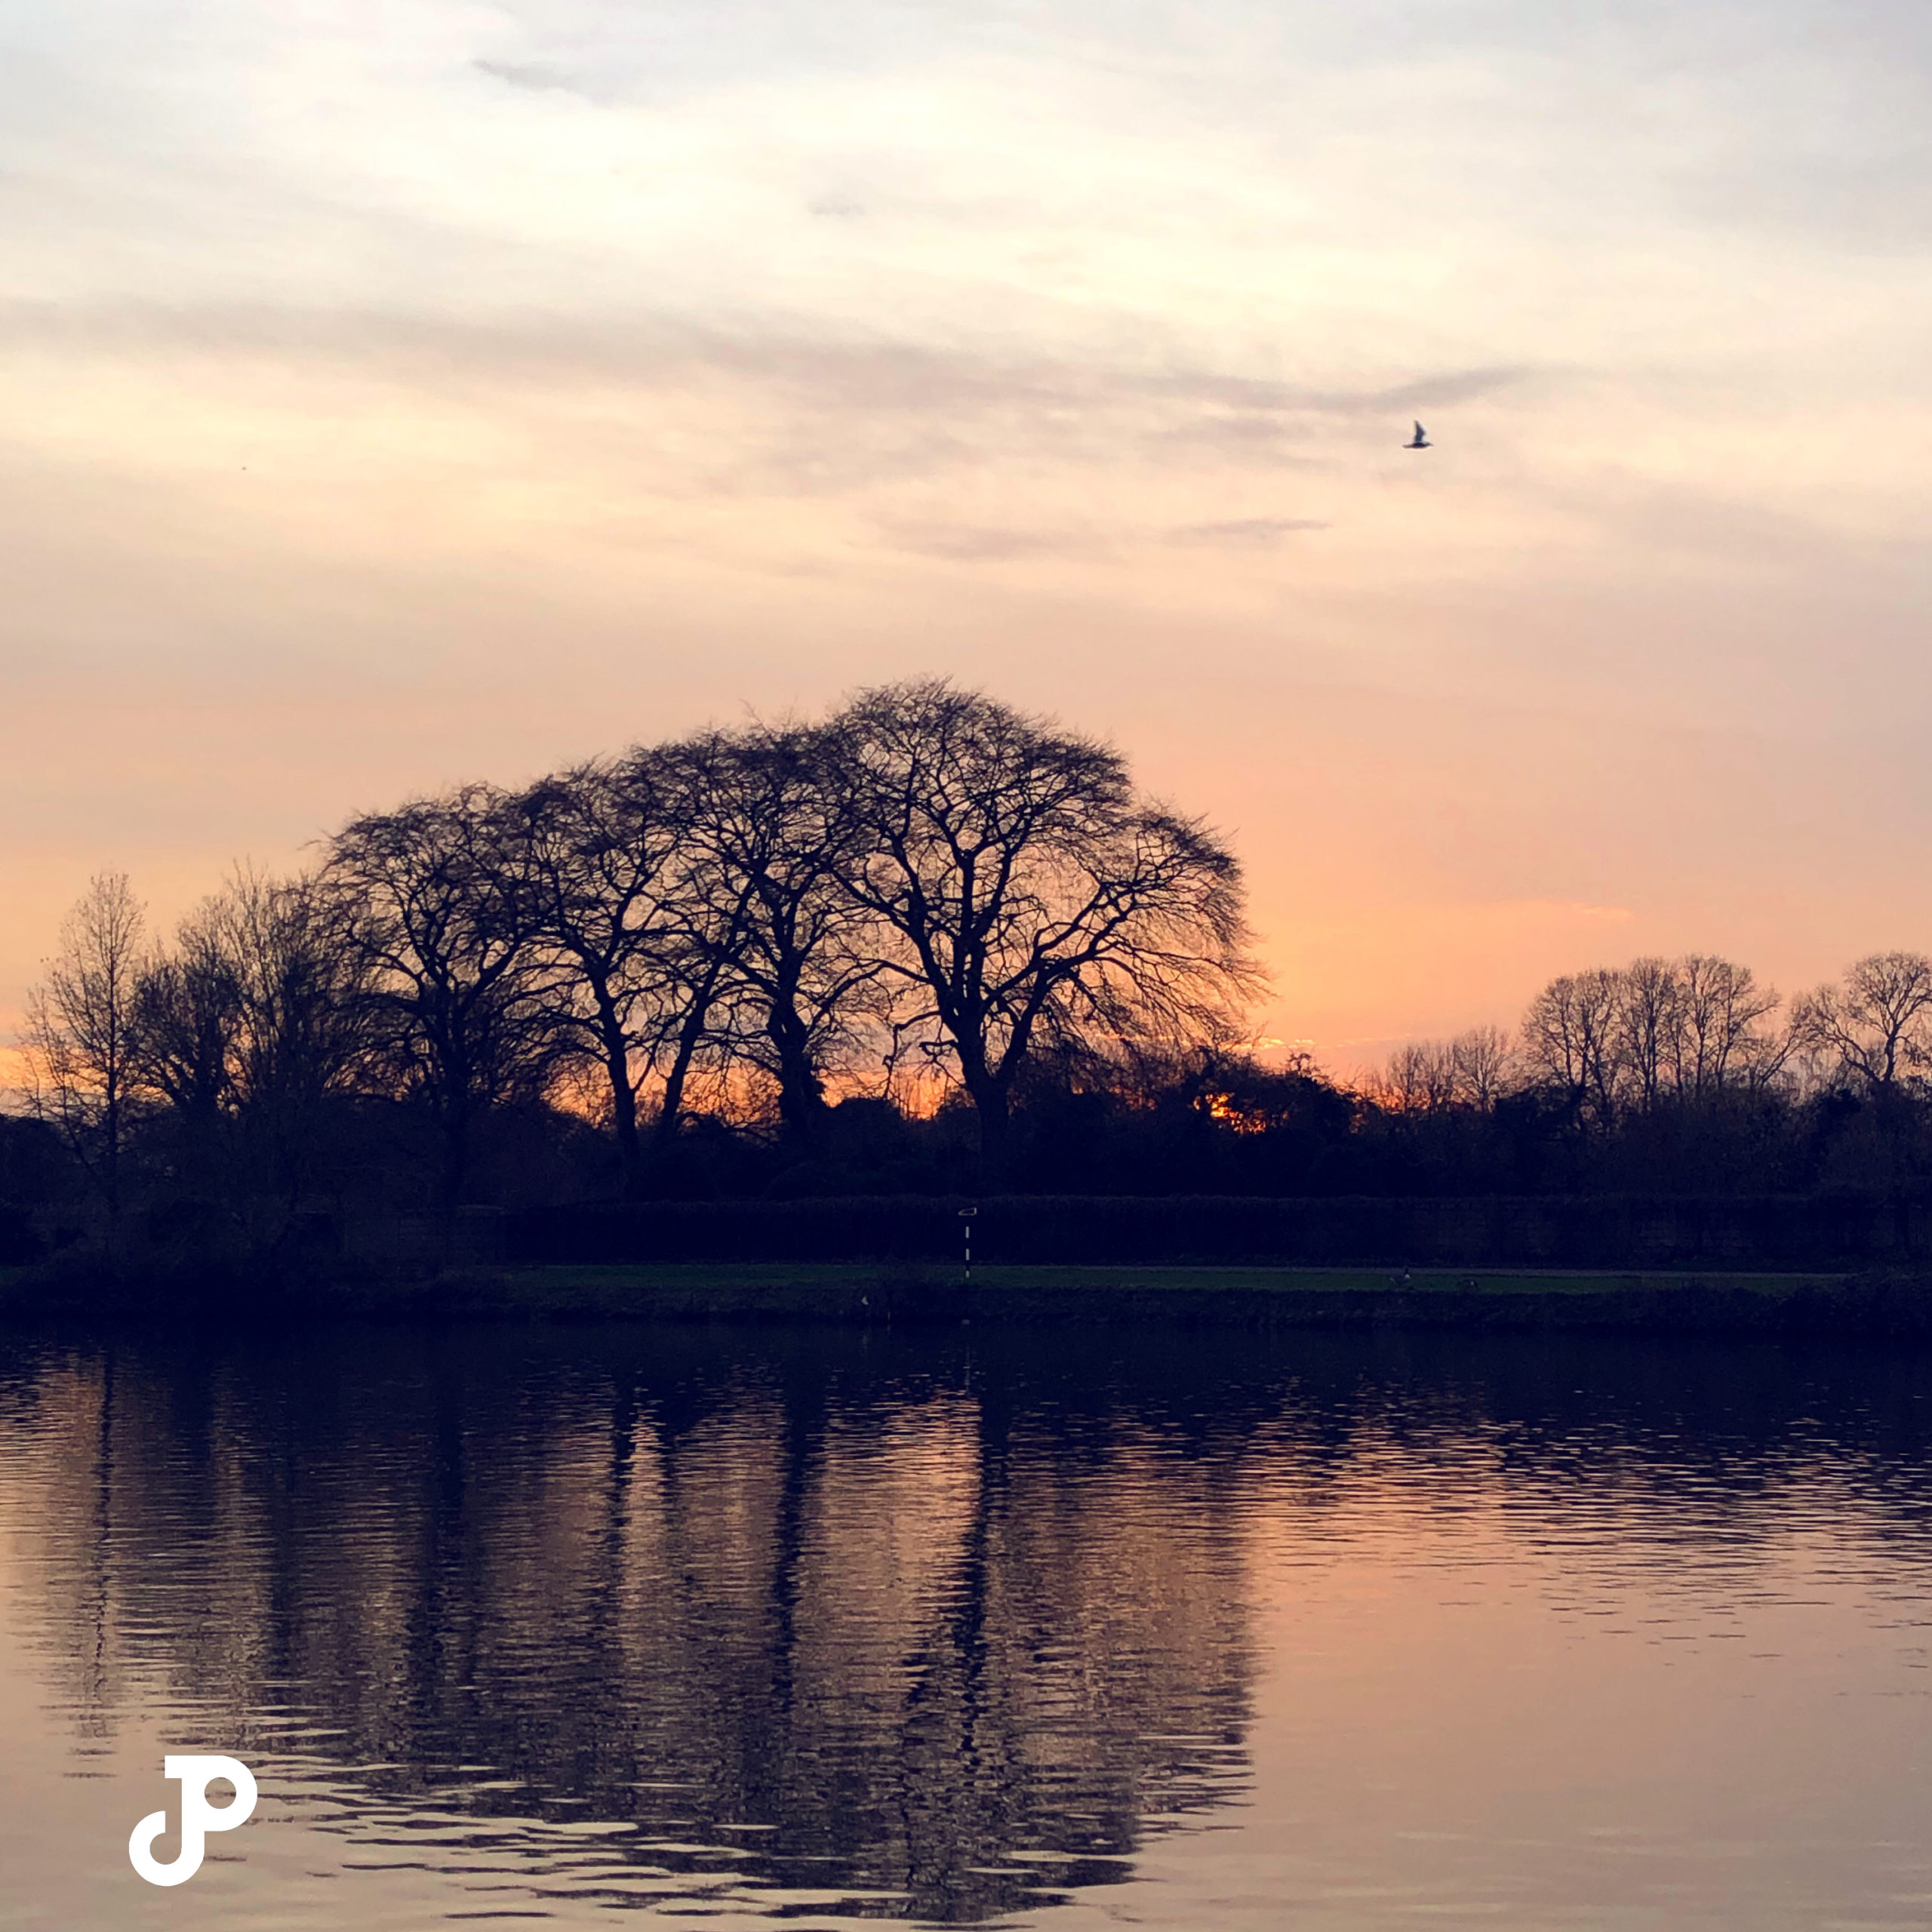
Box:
[128,1755,258,1887]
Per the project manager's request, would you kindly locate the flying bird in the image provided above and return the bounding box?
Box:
[1404,421,1430,449]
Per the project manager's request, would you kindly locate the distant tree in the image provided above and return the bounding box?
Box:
[503,755,689,1190]
[1381,1040,1458,1115]
[1449,1025,1515,1109]
[1521,968,1621,1124]
[324,789,556,1216]
[1673,954,1783,1097]
[1614,957,1683,1114]
[211,867,374,1214]
[22,872,146,1220]
[1377,1026,1517,1116]
[1524,955,1788,1124]
[663,724,888,1154]
[1791,952,1932,1094]
[1188,1047,1352,1149]
[126,868,371,1228]
[832,679,1260,1160]
[131,899,242,1139]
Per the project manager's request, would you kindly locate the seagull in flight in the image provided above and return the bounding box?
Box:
[1404,420,1430,449]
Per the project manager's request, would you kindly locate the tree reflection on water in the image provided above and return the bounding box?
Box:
[6,1322,1931,1922]
[0,1324,1266,1921]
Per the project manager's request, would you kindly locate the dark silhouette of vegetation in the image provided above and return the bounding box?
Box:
[20,872,144,1229]
[322,786,561,1220]
[836,680,1258,1159]
[10,688,1932,1274]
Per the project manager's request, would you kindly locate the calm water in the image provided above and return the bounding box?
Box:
[1,1322,1929,1930]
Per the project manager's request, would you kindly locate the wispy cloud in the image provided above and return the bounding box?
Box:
[1168,517,1328,543]
[875,521,1094,561]
[0,298,1537,496]
[1136,365,1531,417]
[473,59,602,101]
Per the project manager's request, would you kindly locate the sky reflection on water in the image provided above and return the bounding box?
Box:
[0,1323,1928,1930]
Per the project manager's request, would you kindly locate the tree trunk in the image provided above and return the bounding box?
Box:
[961,1063,1011,1174]
[651,1002,711,1155]
[608,1042,641,1193]
[769,1001,828,1154]
[588,983,641,1195]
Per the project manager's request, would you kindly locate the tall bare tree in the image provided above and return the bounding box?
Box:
[1450,1025,1515,1108]
[1521,968,1621,1124]
[23,872,146,1219]
[1381,1040,1459,1115]
[131,900,241,1137]
[1525,956,1788,1120]
[665,724,887,1152]
[211,866,374,1215]
[1791,952,1932,1094]
[832,680,1260,1158]
[603,747,758,1161]
[324,789,555,1215]
[503,755,689,1189]
[1614,957,1683,1114]
[1674,954,1783,1097]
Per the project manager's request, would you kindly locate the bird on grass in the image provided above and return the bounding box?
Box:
[1404,420,1430,449]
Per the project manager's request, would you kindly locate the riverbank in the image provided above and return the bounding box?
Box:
[6,1257,1932,1335]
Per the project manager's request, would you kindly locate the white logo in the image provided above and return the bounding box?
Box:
[128,1755,258,1887]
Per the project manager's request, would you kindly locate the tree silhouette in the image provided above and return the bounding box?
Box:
[324,789,557,1218]
[663,724,886,1155]
[23,872,146,1223]
[1792,952,1932,1094]
[833,680,1260,1161]
[503,755,689,1192]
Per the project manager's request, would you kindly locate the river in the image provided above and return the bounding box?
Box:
[1,1321,1927,1929]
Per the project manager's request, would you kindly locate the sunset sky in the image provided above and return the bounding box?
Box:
[5,0,1930,1072]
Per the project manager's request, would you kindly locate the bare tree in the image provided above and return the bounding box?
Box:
[1524,955,1787,1118]
[1790,952,1932,1094]
[665,724,888,1153]
[1450,1025,1515,1108]
[324,789,556,1215]
[832,680,1262,1159]
[131,900,242,1136]
[1674,954,1784,1097]
[210,866,374,1215]
[22,872,146,1219]
[1614,957,1683,1114]
[125,868,371,1227]
[1521,968,1621,1124]
[1378,1026,1515,1114]
[611,746,762,1160]
[1381,1041,1459,1115]
[503,755,690,1189]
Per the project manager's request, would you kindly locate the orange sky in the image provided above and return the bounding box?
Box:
[5,0,1931,1077]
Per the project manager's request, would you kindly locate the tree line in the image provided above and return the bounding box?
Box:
[1373,952,1932,1118]
[10,679,1258,1238]
[10,676,1932,1253]
[1352,951,1932,1199]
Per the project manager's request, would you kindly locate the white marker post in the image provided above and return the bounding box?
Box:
[959,1204,977,1280]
